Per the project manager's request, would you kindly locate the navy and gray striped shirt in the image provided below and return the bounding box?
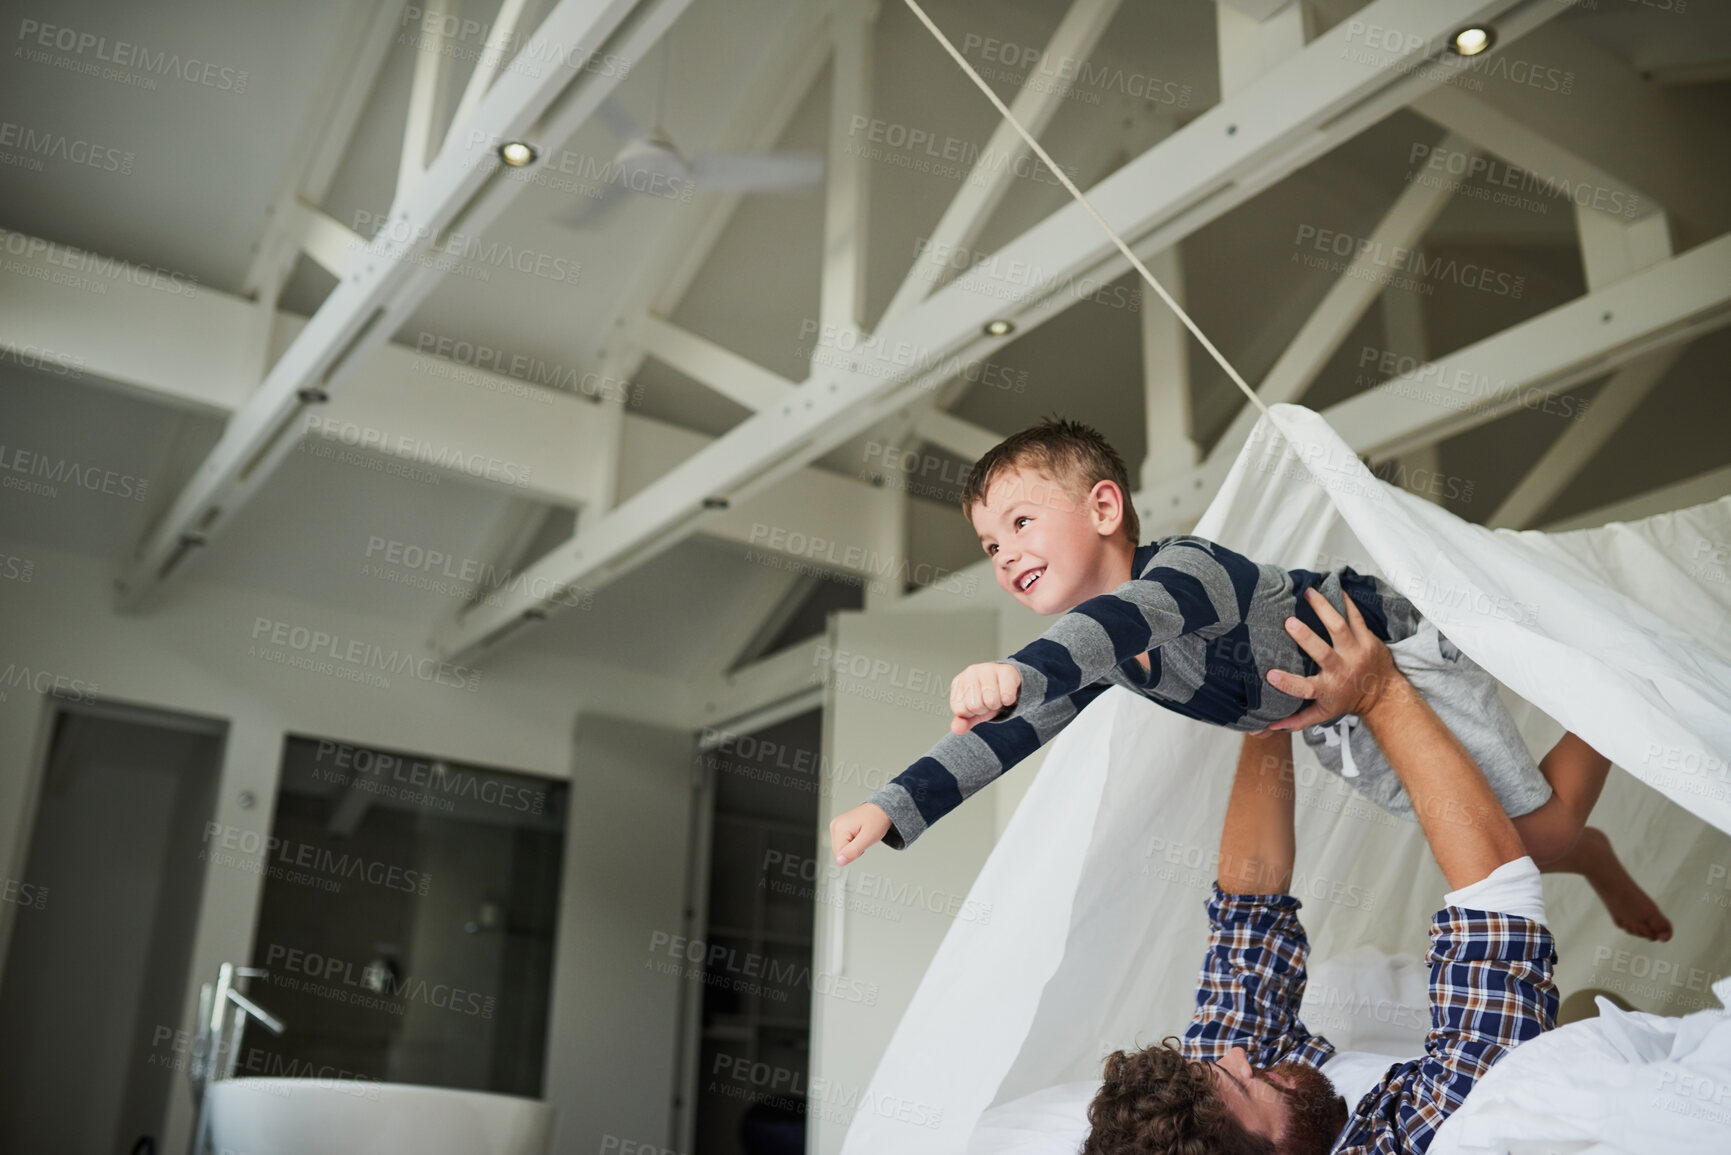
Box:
[866,536,1420,849]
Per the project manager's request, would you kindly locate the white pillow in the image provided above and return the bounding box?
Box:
[1300,945,1431,1056]
[965,1080,1102,1155]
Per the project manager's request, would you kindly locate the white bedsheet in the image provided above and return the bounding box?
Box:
[1430,977,1731,1154]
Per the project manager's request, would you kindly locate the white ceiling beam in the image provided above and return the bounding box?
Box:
[1488,205,1679,530]
[449,0,536,134]
[1141,248,1200,489]
[1143,233,1731,530]
[115,0,690,610]
[633,313,796,411]
[1215,0,1308,100]
[827,0,1568,475]
[1487,346,1683,530]
[1215,0,1299,18]
[913,409,1000,463]
[877,0,1124,327]
[0,239,608,504]
[1541,465,1731,534]
[0,232,271,413]
[691,637,828,733]
[430,0,1559,660]
[1576,206,1674,291]
[820,0,877,342]
[1155,132,1472,513]
[285,197,367,282]
[615,416,903,581]
[397,0,460,203]
[243,0,408,301]
[1410,22,1711,229]
[1323,236,1728,459]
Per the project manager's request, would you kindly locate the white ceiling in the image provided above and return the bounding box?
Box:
[2,0,1729,680]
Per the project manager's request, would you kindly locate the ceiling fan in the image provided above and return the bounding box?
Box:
[557,33,823,231]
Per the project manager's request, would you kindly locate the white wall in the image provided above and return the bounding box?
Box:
[811,606,1002,1155]
[545,714,698,1155]
[0,535,695,1153]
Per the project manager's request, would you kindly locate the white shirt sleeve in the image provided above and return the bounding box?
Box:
[1442,855,1547,925]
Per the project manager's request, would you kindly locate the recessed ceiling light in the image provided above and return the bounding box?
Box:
[498,141,538,167]
[1449,27,1493,56]
[983,319,1015,337]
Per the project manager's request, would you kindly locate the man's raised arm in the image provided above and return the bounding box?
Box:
[1266,589,1527,890]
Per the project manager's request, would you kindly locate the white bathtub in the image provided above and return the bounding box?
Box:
[205,1078,553,1155]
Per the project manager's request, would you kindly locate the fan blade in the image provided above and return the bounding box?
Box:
[556,183,633,231]
[689,151,824,193]
[596,95,644,142]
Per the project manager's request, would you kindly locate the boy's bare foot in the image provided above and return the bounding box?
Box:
[1569,826,1674,942]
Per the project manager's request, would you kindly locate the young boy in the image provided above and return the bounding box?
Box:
[828,418,1672,941]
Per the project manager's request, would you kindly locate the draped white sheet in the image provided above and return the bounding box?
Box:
[840,405,1731,1154]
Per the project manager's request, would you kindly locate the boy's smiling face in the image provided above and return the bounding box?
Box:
[969,462,1131,613]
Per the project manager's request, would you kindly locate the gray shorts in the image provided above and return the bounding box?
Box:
[1300,621,1553,822]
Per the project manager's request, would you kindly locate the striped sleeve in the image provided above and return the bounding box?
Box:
[999,539,1248,716]
[865,684,1108,849]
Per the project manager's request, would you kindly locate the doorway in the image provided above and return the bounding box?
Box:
[0,700,226,1154]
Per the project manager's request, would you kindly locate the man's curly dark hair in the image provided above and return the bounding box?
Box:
[1082,1039,1277,1155]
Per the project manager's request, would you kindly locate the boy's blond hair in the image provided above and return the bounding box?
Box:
[959,416,1140,545]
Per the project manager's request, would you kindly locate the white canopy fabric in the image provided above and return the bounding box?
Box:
[840,404,1731,1154]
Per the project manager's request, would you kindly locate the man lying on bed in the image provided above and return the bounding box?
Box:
[1084,589,1557,1155]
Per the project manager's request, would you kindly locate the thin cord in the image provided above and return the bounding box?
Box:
[901,0,1270,419]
